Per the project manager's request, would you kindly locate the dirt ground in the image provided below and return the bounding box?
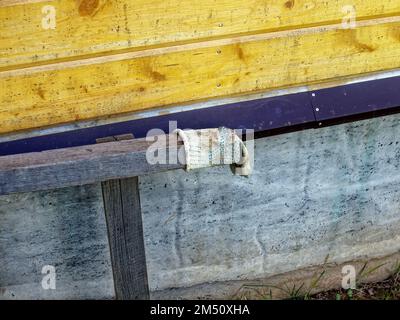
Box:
[310,272,400,300]
[235,256,400,300]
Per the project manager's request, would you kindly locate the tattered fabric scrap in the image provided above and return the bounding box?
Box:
[174,127,252,176]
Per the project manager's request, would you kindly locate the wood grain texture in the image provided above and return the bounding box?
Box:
[0,136,184,195]
[102,177,150,300]
[1,18,400,134]
[97,133,149,300]
[1,0,400,69]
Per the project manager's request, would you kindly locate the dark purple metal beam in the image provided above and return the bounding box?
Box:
[311,76,400,121]
[0,92,314,156]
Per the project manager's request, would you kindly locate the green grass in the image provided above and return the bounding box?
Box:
[314,262,400,300]
[236,259,400,300]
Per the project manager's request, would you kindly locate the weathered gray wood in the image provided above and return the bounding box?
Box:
[102,177,149,300]
[97,134,149,300]
[0,136,183,195]
[96,133,135,144]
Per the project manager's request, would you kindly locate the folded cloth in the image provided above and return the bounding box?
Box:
[174,127,252,176]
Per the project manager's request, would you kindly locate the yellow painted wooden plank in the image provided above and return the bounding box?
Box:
[1,17,400,134]
[1,0,400,69]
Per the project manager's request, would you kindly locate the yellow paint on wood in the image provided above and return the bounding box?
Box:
[1,0,400,69]
[1,18,400,134]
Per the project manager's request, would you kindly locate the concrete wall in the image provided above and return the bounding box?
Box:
[2,113,400,299]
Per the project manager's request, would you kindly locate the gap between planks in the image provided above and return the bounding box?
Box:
[2,15,400,78]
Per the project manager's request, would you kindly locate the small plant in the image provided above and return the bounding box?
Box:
[347,289,353,299]
[357,261,387,285]
[304,270,326,300]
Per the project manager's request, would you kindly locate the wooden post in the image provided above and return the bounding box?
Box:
[98,134,150,300]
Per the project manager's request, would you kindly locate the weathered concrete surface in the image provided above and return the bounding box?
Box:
[0,186,114,299]
[2,113,400,299]
[141,114,400,295]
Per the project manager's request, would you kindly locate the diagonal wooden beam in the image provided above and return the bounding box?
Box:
[0,135,183,195]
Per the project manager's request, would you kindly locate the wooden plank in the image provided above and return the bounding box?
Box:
[0,136,184,195]
[1,17,400,134]
[102,177,150,300]
[1,0,400,69]
[96,133,134,144]
[98,134,149,300]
